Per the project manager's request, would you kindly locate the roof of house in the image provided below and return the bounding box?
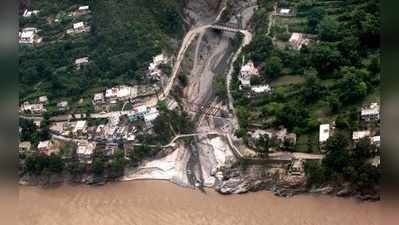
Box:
[94,93,104,100]
[19,141,32,149]
[73,22,85,29]
[144,108,160,122]
[75,57,89,65]
[319,124,330,142]
[74,120,87,132]
[77,141,95,155]
[251,85,271,93]
[38,140,50,149]
[361,102,380,116]
[57,101,68,107]
[280,8,290,14]
[371,135,380,143]
[352,130,371,140]
[240,60,259,77]
[79,6,89,11]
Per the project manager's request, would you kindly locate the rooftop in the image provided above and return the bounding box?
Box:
[352,130,371,140]
[319,124,330,143]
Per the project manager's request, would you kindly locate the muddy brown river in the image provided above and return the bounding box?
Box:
[18,181,381,225]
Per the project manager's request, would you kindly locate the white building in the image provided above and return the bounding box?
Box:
[93,92,105,103]
[19,141,32,154]
[289,33,310,50]
[319,124,330,143]
[23,9,40,18]
[20,103,46,114]
[144,108,160,124]
[75,57,89,70]
[78,6,90,11]
[251,85,272,94]
[352,130,371,141]
[370,135,380,147]
[19,27,42,44]
[39,96,48,104]
[38,140,57,156]
[67,22,90,34]
[361,102,380,121]
[279,8,291,15]
[57,101,69,111]
[239,60,259,88]
[105,86,137,101]
[76,140,96,163]
[73,120,87,134]
[148,54,169,79]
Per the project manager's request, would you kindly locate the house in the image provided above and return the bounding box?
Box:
[39,96,48,104]
[361,102,380,122]
[73,120,87,134]
[279,8,291,16]
[23,9,40,18]
[93,92,105,104]
[289,159,304,176]
[19,142,32,154]
[239,60,259,88]
[105,86,136,101]
[57,101,69,111]
[289,33,310,50]
[33,120,41,128]
[352,130,371,142]
[144,107,160,125]
[251,85,272,95]
[148,54,169,79]
[319,124,331,143]
[38,140,57,156]
[104,143,118,157]
[20,103,45,114]
[19,27,42,44]
[370,136,380,147]
[67,22,90,34]
[75,57,89,70]
[78,6,90,11]
[76,140,96,163]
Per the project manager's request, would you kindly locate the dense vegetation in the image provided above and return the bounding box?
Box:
[19,0,183,105]
[232,0,380,151]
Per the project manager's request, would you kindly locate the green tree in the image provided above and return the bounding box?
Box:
[317,17,340,42]
[264,56,283,78]
[302,74,323,103]
[92,158,105,176]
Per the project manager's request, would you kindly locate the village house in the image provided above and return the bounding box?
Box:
[104,143,118,157]
[75,57,89,70]
[250,85,272,95]
[239,60,259,88]
[361,102,380,122]
[144,107,160,126]
[319,124,331,144]
[76,140,96,163]
[352,130,371,142]
[289,159,304,176]
[73,5,90,16]
[277,8,294,17]
[67,21,90,34]
[105,86,137,102]
[289,33,310,50]
[39,96,48,104]
[38,140,57,156]
[148,54,169,79]
[19,27,42,45]
[371,135,380,148]
[73,120,88,135]
[20,102,46,114]
[93,92,105,104]
[33,120,42,128]
[19,141,32,154]
[57,101,69,111]
[23,9,40,18]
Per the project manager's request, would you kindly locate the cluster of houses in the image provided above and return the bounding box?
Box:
[147,54,169,80]
[93,85,138,105]
[319,102,380,157]
[19,5,91,46]
[238,60,272,95]
[20,96,48,114]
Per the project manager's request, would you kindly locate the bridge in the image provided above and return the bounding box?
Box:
[211,22,241,32]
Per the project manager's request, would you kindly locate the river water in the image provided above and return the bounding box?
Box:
[18,181,381,225]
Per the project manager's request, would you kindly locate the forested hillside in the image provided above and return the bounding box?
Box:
[19,0,183,103]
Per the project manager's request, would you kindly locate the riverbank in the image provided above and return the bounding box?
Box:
[18,180,381,225]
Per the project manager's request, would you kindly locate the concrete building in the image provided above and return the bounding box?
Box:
[20,102,46,114]
[38,140,57,156]
[57,101,69,111]
[73,120,87,134]
[239,60,259,88]
[352,130,371,142]
[93,92,105,104]
[144,107,160,125]
[78,6,89,11]
[279,8,291,16]
[39,96,48,104]
[76,140,96,163]
[19,27,42,44]
[289,33,310,50]
[361,102,380,122]
[289,159,304,176]
[319,124,331,143]
[371,135,380,147]
[251,85,272,95]
[67,22,90,34]
[23,9,40,18]
[19,142,32,154]
[75,57,89,70]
